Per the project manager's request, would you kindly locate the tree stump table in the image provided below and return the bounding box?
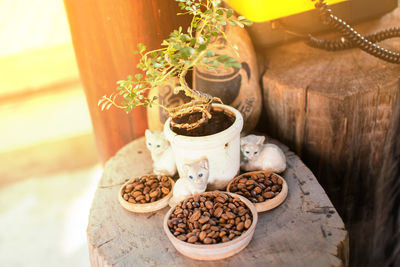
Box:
[87,137,348,267]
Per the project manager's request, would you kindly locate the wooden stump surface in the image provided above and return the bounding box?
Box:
[87,137,348,267]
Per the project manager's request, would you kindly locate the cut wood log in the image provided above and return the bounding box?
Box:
[261,8,400,267]
[64,0,191,163]
[87,137,348,267]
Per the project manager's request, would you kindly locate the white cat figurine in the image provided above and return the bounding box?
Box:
[169,158,209,207]
[145,130,177,176]
[240,134,286,173]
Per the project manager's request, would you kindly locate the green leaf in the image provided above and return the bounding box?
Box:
[228,19,236,26]
[206,50,215,57]
[236,21,244,28]
[231,62,242,68]
[226,9,234,18]
[213,60,220,68]
[137,43,146,53]
[217,55,228,61]
[135,73,143,80]
[242,20,253,26]
[198,43,207,51]
[224,61,232,68]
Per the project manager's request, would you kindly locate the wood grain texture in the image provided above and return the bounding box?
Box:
[87,137,348,267]
[261,8,400,267]
[64,0,190,163]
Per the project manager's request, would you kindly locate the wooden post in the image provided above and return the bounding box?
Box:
[260,8,400,266]
[64,0,190,163]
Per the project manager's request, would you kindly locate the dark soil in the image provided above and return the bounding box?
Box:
[171,108,235,137]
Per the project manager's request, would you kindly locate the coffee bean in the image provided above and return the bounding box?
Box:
[229,172,283,203]
[199,231,206,241]
[187,236,198,243]
[201,223,210,231]
[176,227,185,233]
[205,201,213,209]
[226,212,235,219]
[149,190,159,198]
[135,195,145,201]
[177,223,186,228]
[244,219,252,229]
[263,191,275,199]
[134,183,144,191]
[122,175,172,204]
[215,196,226,203]
[273,185,281,192]
[210,226,219,232]
[190,210,201,222]
[254,187,262,194]
[224,224,233,229]
[167,191,253,245]
[132,191,142,198]
[214,207,223,217]
[125,184,134,192]
[161,187,170,195]
[198,216,210,224]
[237,183,246,190]
[177,235,186,241]
[245,180,255,186]
[236,222,244,231]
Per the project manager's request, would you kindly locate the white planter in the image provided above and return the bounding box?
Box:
[164,104,243,189]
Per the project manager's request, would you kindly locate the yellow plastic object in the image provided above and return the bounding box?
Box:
[225,0,347,22]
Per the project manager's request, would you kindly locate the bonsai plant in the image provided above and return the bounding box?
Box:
[98,0,251,130]
[98,0,252,189]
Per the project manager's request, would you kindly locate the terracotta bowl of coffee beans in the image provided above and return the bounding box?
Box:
[227,171,288,213]
[163,191,258,261]
[118,174,174,213]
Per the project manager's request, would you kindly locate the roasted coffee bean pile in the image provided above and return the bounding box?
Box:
[122,175,171,204]
[229,172,282,203]
[167,191,253,244]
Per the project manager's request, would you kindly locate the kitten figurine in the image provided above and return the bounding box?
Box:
[169,158,209,207]
[145,130,177,176]
[240,134,286,173]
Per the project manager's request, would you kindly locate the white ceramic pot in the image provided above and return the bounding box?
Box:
[164,104,243,189]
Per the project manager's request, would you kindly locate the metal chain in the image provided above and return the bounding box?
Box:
[307,0,400,64]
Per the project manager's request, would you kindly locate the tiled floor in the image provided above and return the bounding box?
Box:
[0,165,101,267]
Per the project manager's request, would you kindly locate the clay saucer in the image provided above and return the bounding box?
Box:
[227,171,288,213]
[118,174,175,213]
